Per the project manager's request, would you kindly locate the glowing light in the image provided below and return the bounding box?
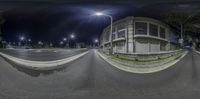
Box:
[95,12,104,16]
[95,39,99,43]
[20,36,25,41]
[28,39,31,42]
[63,38,67,41]
[60,41,64,45]
[70,34,75,39]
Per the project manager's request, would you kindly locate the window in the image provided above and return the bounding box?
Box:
[117,30,125,38]
[117,25,125,30]
[160,42,166,51]
[105,31,110,42]
[149,24,158,36]
[116,42,125,50]
[112,27,117,33]
[112,33,116,39]
[160,27,166,39]
[135,22,147,35]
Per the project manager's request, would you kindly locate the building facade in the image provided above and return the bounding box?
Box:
[100,17,179,54]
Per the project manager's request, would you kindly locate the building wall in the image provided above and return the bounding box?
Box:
[135,38,149,53]
[100,17,178,54]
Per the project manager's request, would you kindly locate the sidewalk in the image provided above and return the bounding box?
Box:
[98,50,188,74]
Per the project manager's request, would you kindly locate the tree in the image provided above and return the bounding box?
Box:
[163,12,200,46]
[0,15,5,48]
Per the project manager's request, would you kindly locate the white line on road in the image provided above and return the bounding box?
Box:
[195,50,200,54]
[0,51,89,70]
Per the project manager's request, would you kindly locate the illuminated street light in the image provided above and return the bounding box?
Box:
[95,12,104,16]
[63,38,67,41]
[38,41,43,45]
[60,41,64,45]
[70,34,75,39]
[28,39,31,42]
[50,43,53,47]
[94,12,113,54]
[20,36,25,41]
[94,39,99,43]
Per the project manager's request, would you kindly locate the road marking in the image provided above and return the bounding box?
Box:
[34,50,41,52]
[53,50,60,53]
[195,50,200,54]
[0,51,89,70]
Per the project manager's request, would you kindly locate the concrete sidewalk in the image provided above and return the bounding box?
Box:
[98,51,188,74]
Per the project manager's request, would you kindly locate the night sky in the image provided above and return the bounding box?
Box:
[0,1,200,45]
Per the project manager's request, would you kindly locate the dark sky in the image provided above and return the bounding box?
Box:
[0,0,200,45]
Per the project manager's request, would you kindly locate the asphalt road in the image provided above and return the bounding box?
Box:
[0,49,87,61]
[0,49,200,99]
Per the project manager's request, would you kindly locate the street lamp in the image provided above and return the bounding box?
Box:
[20,36,25,41]
[69,34,76,48]
[19,36,25,47]
[28,39,31,42]
[60,41,64,45]
[94,12,113,54]
[95,12,104,16]
[95,39,99,43]
[63,38,67,41]
[94,39,99,47]
[38,41,43,45]
[70,34,75,39]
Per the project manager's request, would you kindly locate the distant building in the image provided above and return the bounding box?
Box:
[100,17,179,54]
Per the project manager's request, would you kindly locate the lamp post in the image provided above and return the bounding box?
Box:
[63,37,67,48]
[94,39,99,47]
[28,38,31,44]
[69,34,75,48]
[95,12,113,55]
[19,36,25,47]
[20,36,25,41]
[63,38,67,41]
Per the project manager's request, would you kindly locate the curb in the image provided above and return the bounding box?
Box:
[0,51,89,70]
[195,50,200,54]
[97,51,188,74]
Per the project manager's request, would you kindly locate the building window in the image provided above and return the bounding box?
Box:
[116,42,125,50]
[160,42,166,51]
[117,25,125,30]
[105,31,110,42]
[149,24,158,36]
[117,30,126,38]
[112,27,117,33]
[135,22,147,35]
[112,33,116,39]
[160,27,166,39]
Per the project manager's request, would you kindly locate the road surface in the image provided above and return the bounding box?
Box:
[0,49,87,61]
[0,49,200,99]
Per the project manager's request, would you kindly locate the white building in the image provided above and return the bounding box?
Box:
[100,17,179,54]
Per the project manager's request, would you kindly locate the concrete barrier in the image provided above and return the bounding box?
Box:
[98,51,188,74]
